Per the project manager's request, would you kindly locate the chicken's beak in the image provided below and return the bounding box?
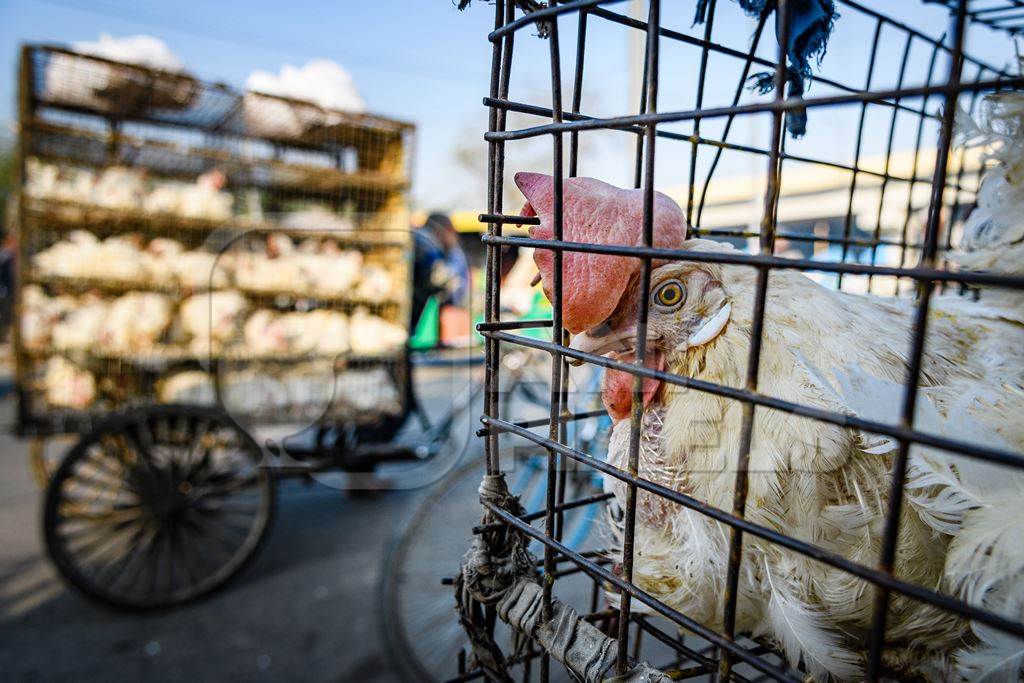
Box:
[568,324,637,365]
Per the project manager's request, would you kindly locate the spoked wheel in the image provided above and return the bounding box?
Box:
[43,404,276,610]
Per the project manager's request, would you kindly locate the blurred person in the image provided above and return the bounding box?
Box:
[411,220,448,332]
[0,226,14,341]
[423,212,469,309]
[412,213,471,346]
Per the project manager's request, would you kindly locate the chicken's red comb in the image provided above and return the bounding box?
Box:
[514,172,687,334]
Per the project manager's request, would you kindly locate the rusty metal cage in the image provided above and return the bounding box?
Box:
[462,1,1024,681]
[14,44,415,439]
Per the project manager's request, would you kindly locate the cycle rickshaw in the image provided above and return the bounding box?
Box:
[11,43,496,609]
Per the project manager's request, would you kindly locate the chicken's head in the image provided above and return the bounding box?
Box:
[570,261,731,419]
[516,172,732,420]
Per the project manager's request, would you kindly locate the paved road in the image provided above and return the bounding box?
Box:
[0,365,483,682]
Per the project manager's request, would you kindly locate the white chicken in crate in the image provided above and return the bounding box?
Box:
[43,356,96,410]
[517,161,1024,680]
[142,169,233,220]
[178,290,249,353]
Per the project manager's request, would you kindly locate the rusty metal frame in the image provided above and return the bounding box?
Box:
[473,0,1024,681]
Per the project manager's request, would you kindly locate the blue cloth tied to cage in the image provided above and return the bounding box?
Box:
[695,0,837,137]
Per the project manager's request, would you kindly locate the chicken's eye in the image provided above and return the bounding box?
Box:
[653,280,686,310]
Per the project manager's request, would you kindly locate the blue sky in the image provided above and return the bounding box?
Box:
[1,1,1019,212]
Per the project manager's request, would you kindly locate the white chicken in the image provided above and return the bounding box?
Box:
[141,237,185,285]
[96,235,149,282]
[233,234,304,294]
[43,356,97,409]
[143,170,233,220]
[157,370,216,406]
[24,158,62,200]
[348,308,407,355]
[281,206,356,233]
[232,234,366,298]
[242,309,289,356]
[313,310,352,356]
[172,250,232,290]
[25,160,100,206]
[97,292,172,352]
[352,263,394,303]
[277,310,349,355]
[32,232,96,280]
[35,230,233,292]
[51,295,108,351]
[178,290,248,353]
[298,250,364,297]
[242,308,350,356]
[27,157,231,221]
[91,166,146,210]
[20,286,75,349]
[33,232,147,283]
[952,90,1024,324]
[517,171,1024,681]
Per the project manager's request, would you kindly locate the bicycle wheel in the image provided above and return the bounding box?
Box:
[379,456,603,682]
[44,404,276,610]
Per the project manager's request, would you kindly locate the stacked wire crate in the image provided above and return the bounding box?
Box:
[14,45,414,436]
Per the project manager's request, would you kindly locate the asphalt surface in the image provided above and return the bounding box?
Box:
[0,366,481,683]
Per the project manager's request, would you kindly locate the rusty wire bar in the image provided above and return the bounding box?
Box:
[686,0,717,229]
[481,328,1024,471]
[540,5,566,680]
[719,0,788,676]
[941,61,989,284]
[581,2,1009,113]
[837,17,883,291]
[482,498,803,682]
[478,412,1024,641]
[695,9,769,230]
[481,233,1024,289]
[896,37,944,279]
[865,2,968,679]
[466,2,1024,681]
[484,74,1024,142]
[481,3,513,675]
[484,0,505,477]
[615,0,660,672]
[865,31,915,292]
[483,96,980,194]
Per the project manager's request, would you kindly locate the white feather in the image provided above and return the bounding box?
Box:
[756,555,862,681]
[957,622,1024,683]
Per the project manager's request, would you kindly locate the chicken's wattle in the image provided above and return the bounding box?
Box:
[602,350,665,420]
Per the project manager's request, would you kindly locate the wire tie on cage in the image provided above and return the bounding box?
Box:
[694,0,839,137]
[455,472,534,682]
[456,0,551,38]
[455,473,670,682]
[459,474,534,606]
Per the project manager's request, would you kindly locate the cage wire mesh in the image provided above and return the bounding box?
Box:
[458,0,1024,681]
[15,45,415,437]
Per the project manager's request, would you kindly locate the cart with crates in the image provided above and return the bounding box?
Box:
[432,1,1024,683]
[12,44,430,609]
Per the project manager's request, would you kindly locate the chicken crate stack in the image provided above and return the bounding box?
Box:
[14,44,414,452]
[450,2,1024,683]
